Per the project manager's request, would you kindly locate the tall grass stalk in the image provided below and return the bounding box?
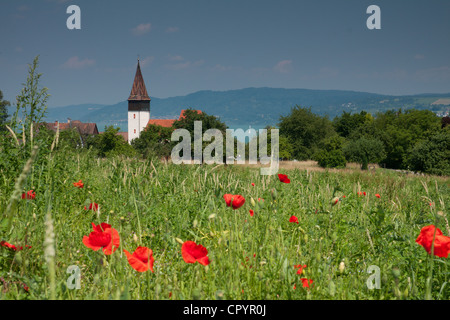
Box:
[2,145,39,235]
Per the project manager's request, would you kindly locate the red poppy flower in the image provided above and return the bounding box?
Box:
[294,264,307,275]
[278,174,290,184]
[181,241,210,265]
[375,194,381,198]
[223,194,233,207]
[258,198,264,202]
[84,203,99,211]
[124,246,154,272]
[343,195,346,198]
[300,278,313,288]
[251,183,255,187]
[289,216,299,224]
[223,194,245,210]
[21,190,36,200]
[1,241,17,251]
[363,192,366,196]
[249,209,254,217]
[416,225,450,258]
[82,222,120,255]
[73,180,84,188]
[0,241,32,251]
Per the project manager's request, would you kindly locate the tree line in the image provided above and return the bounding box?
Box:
[1,56,449,177]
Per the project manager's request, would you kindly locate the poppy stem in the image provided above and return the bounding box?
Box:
[425,219,439,300]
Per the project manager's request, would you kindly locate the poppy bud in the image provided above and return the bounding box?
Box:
[250,197,256,207]
[133,233,138,243]
[392,267,401,279]
[331,197,340,206]
[271,188,277,200]
[175,238,184,245]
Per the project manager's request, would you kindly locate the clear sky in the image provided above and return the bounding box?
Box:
[1,0,449,107]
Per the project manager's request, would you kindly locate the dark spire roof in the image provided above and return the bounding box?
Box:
[128,59,151,101]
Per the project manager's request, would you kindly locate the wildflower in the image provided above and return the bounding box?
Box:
[289,216,299,224]
[331,197,339,206]
[223,194,233,206]
[300,278,313,288]
[0,241,32,251]
[73,180,84,188]
[278,173,290,184]
[249,209,254,217]
[375,194,381,198]
[21,190,36,200]
[294,264,307,275]
[223,194,245,210]
[82,222,120,255]
[251,183,255,187]
[124,246,154,272]
[416,225,450,258]
[181,241,210,265]
[84,203,99,211]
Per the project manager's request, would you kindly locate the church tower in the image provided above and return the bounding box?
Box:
[128,59,150,143]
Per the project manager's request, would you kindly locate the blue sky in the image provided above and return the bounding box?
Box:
[1,0,449,107]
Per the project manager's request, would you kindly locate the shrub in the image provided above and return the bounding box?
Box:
[406,129,450,176]
[316,149,347,168]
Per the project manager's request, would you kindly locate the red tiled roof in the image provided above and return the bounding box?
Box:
[147,119,176,128]
[44,121,99,135]
[179,109,202,119]
[145,110,202,129]
[116,132,128,141]
[128,60,150,101]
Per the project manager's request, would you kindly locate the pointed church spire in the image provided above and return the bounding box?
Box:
[128,59,151,101]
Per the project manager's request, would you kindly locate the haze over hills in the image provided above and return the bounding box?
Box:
[20,87,450,131]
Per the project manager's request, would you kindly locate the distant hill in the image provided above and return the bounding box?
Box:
[26,87,450,130]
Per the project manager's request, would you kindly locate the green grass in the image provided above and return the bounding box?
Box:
[0,149,449,300]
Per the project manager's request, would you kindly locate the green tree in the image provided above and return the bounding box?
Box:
[172,109,228,162]
[333,111,372,138]
[131,124,174,160]
[348,109,441,169]
[0,90,10,132]
[278,106,336,160]
[249,126,293,161]
[406,128,450,176]
[10,56,50,144]
[315,135,347,168]
[343,137,386,170]
[90,126,136,158]
[0,56,51,175]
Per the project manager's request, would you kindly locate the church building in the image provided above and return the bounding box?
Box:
[127,59,151,142]
[126,59,201,143]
